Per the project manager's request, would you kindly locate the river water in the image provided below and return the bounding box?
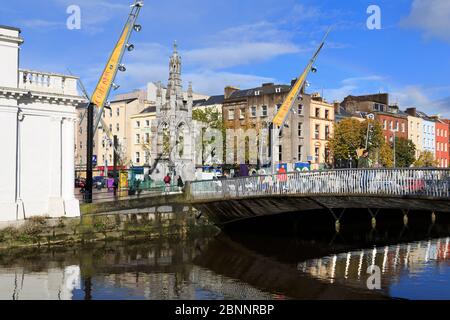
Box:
[0,211,450,300]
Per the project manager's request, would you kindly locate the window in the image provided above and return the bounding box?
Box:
[298,145,303,161]
[298,123,303,137]
[383,120,387,130]
[116,108,120,116]
[146,120,150,127]
[315,147,320,163]
[261,106,268,117]
[325,125,330,139]
[402,123,406,133]
[389,121,393,130]
[251,106,257,118]
[315,124,320,139]
[240,108,246,120]
[116,123,120,132]
[279,128,283,138]
[275,87,281,93]
[102,140,105,148]
[135,134,140,144]
[80,141,83,149]
[325,109,330,120]
[103,111,105,118]
[135,152,140,163]
[255,90,260,96]
[109,154,112,163]
[315,108,320,118]
[109,109,112,117]
[109,124,112,132]
[298,104,303,115]
[102,155,105,162]
[228,109,235,120]
[145,133,150,144]
[136,121,140,128]
[278,145,283,162]
[395,121,399,131]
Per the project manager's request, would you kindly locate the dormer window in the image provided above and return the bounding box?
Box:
[255,90,260,96]
[275,87,281,93]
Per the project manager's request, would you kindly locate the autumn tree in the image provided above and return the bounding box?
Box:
[414,151,439,167]
[328,118,363,163]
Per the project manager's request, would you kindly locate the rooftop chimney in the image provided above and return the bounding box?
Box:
[224,86,239,100]
[406,107,417,117]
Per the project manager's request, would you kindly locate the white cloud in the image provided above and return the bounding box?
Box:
[402,0,450,43]
[19,19,63,29]
[184,42,301,69]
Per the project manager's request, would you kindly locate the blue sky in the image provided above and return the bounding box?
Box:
[1,0,450,116]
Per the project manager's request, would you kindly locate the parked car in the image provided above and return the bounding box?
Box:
[93,176,106,189]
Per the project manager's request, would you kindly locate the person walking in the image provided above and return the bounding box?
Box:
[358,150,372,192]
[163,174,172,194]
[177,175,184,192]
[358,150,372,168]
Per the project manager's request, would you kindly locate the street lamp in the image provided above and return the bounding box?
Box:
[391,128,398,167]
[365,114,375,150]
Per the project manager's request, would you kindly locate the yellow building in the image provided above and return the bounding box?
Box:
[129,107,156,166]
[307,93,335,170]
[406,109,424,159]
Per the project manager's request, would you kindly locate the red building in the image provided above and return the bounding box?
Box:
[375,112,409,143]
[436,119,449,168]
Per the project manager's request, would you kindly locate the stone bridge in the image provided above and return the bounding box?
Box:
[81,169,450,227]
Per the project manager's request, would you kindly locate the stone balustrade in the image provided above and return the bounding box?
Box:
[18,69,79,96]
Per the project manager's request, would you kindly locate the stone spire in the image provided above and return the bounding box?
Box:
[166,40,182,100]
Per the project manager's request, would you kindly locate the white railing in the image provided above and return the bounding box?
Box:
[189,169,450,201]
[18,69,79,96]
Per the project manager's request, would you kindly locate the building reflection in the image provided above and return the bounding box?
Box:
[297,237,450,293]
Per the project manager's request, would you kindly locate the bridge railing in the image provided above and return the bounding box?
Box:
[188,169,450,201]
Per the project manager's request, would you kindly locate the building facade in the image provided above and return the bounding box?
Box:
[417,111,436,155]
[434,118,449,168]
[222,82,334,170]
[405,108,424,159]
[0,25,83,221]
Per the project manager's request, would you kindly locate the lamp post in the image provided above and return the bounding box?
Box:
[391,128,398,167]
[365,114,375,150]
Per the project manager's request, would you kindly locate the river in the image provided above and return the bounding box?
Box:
[0,210,449,300]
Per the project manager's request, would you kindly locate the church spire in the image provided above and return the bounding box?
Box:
[167,40,182,100]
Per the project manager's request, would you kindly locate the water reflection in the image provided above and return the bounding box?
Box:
[0,219,449,300]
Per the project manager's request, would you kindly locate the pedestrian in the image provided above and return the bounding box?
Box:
[164,174,171,194]
[358,150,372,168]
[113,178,118,197]
[358,150,372,192]
[177,175,184,192]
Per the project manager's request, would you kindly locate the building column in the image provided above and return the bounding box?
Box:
[48,116,65,217]
[0,105,20,221]
[62,117,80,217]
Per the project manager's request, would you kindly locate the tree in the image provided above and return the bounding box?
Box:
[328,118,363,163]
[193,107,226,164]
[360,119,384,152]
[379,143,394,168]
[414,151,439,167]
[394,137,416,168]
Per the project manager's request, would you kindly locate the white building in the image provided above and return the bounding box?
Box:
[0,25,84,222]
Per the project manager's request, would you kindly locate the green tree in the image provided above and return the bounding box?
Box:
[414,151,439,167]
[328,118,363,162]
[394,137,416,168]
[192,107,226,163]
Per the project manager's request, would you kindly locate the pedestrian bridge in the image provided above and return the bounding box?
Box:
[81,169,450,227]
[187,168,450,225]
